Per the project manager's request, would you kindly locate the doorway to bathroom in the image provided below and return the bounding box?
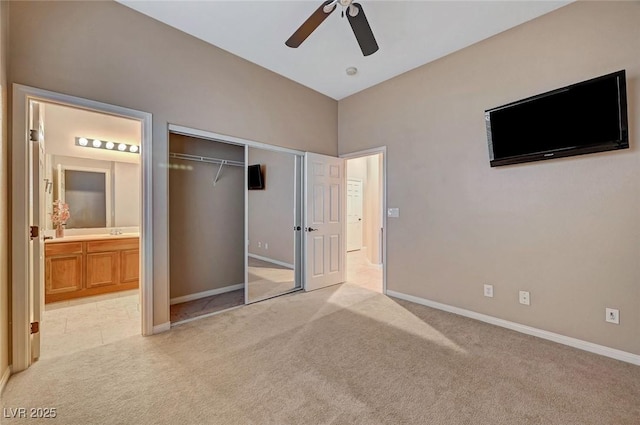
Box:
[32,100,143,360]
[12,85,152,372]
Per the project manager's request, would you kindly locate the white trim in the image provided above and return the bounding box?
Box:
[244,144,249,305]
[153,322,171,334]
[0,366,11,395]
[387,290,640,366]
[170,283,245,305]
[168,124,305,156]
[11,84,154,373]
[248,253,294,269]
[340,146,387,295]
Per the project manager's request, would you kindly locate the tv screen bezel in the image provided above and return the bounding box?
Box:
[248,164,264,190]
[485,70,629,167]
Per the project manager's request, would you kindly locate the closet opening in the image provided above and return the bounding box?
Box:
[168,130,304,325]
[168,133,245,323]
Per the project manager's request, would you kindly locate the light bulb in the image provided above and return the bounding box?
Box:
[105,141,115,150]
[129,145,139,153]
[118,143,127,151]
[92,139,102,148]
[78,137,89,146]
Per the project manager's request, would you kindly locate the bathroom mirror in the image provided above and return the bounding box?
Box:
[46,154,140,230]
[246,147,302,303]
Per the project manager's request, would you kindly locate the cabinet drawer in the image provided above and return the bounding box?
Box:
[86,238,139,253]
[45,242,83,256]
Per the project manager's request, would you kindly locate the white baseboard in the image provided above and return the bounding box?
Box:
[248,253,294,269]
[0,366,11,395]
[152,322,171,334]
[170,283,244,305]
[387,290,640,366]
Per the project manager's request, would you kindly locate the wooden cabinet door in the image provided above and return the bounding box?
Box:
[120,249,139,284]
[86,252,119,288]
[46,254,83,294]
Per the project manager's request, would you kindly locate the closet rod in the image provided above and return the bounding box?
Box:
[168,152,244,167]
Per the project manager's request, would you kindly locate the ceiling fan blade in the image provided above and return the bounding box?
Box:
[346,3,379,56]
[286,0,336,48]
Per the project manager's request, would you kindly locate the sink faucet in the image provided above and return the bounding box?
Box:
[110,228,123,235]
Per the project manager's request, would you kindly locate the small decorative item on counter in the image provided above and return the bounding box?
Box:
[51,199,70,239]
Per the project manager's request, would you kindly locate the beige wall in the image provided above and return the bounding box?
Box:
[248,147,297,265]
[339,1,640,354]
[0,0,9,386]
[8,0,338,326]
[169,134,244,299]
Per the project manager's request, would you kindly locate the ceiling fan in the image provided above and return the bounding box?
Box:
[285,0,379,56]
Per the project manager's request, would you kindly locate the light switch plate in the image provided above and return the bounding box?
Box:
[388,208,399,218]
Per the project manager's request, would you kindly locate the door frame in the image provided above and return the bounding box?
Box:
[340,146,387,295]
[11,84,154,372]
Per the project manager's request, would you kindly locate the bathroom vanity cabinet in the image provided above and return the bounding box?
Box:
[45,235,139,303]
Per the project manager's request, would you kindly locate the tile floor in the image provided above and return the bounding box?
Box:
[40,290,141,360]
[346,249,383,293]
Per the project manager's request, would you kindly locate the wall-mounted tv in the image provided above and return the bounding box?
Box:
[485,70,628,167]
[248,164,264,190]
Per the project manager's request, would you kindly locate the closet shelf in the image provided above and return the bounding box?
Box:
[169,152,244,186]
[169,152,244,167]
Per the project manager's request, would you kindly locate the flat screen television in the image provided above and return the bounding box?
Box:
[485,70,628,167]
[248,164,264,190]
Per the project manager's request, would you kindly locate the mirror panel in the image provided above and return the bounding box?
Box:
[247,147,302,303]
[63,169,108,228]
[47,154,140,230]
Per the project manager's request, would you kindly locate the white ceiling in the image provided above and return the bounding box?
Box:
[118,1,570,100]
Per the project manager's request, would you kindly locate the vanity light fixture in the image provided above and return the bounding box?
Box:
[75,137,140,154]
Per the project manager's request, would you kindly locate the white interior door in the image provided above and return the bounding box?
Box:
[304,152,345,291]
[347,179,363,252]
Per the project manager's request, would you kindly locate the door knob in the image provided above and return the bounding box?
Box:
[306,227,318,232]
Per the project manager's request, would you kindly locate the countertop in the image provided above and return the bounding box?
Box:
[45,233,140,244]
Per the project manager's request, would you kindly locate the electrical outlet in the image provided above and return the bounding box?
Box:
[264,242,269,250]
[605,308,620,324]
[257,242,261,248]
[483,284,494,298]
[519,291,530,306]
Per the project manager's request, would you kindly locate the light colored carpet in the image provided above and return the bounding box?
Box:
[2,284,639,424]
